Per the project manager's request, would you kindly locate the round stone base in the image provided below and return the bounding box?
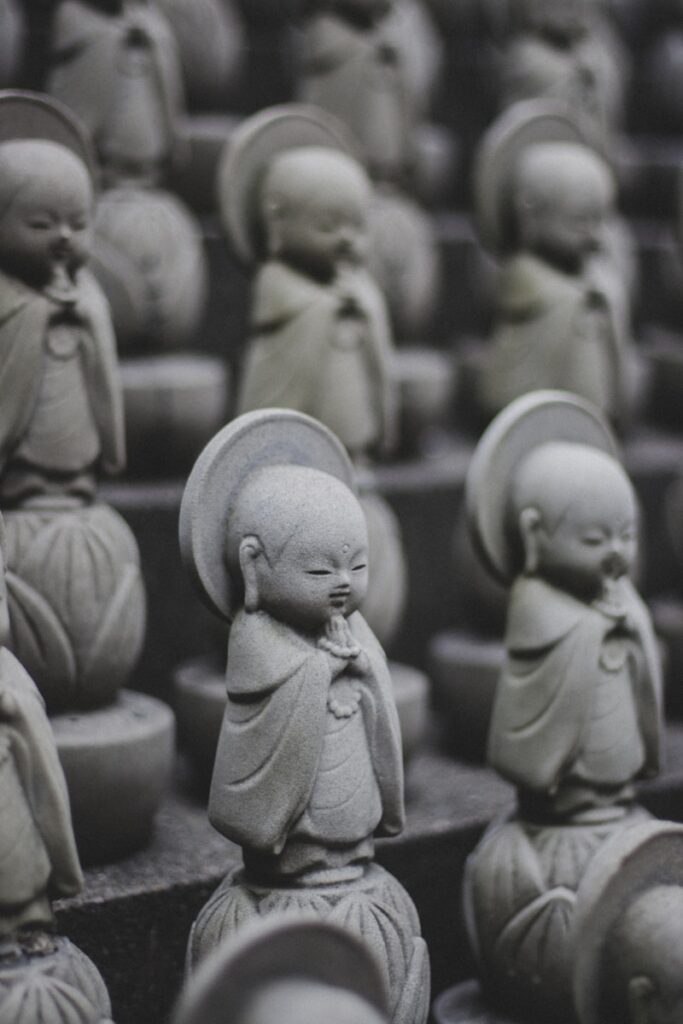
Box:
[428,631,503,761]
[0,935,111,1022]
[433,980,528,1024]
[174,657,429,784]
[394,348,457,457]
[53,690,175,866]
[121,354,230,478]
[188,861,430,1024]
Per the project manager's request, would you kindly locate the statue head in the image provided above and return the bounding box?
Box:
[227,464,369,632]
[261,146,371,282]
[511,441,637,600]
[518,0,592,43]
[512,140,614,271]
[0,139,93,290]
[240,979,386,1024]
[604,886,683,1024]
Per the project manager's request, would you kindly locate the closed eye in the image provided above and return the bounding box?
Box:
[307,569,331,576]
[582,535,604,546]
[352,564,367,571]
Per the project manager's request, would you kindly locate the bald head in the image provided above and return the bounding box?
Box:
[604,886,683,1024]
[262,146,370,219]
[514,142,613,216]
[0,139,92,217]
[512,442,632,531]
[240,980,386,1024]
[227,464,365,575]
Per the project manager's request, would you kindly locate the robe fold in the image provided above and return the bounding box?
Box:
[238,260,396,455]
[488,577,662,798]
[0,647,83,904]
[480,253,629,421]
[209,609,404,861]
[0,268,124,479]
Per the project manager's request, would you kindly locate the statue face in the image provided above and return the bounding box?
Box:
[0,143,93,289]
[254,502,369,632]
[264,150,370,282]
[524,179,607,269]
[534,475,637,599]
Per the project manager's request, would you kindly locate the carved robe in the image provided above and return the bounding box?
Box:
[209,609,404,879]
[0,647,82,936]
[0,267,124,505]
[238,260,396,457]
[480,252,630,423]
[488,576,662,818]
[299,11,412,180]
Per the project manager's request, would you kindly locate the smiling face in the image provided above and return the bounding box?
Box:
[0,140,93,289]
[513,443,637,600]
[262,147,371,282]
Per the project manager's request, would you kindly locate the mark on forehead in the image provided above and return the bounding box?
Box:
[343,543,350,554]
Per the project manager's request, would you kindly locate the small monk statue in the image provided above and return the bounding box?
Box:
[464,391,662,1020]
[173,917,389,1024]
[295,1,444,338]
[0,513,111,1023]
[46,0,213,412]
[46,0,183,188]
[180,409,429,1024]
[574,821,683,1024]
[0,91,146,712]
[475,102,635,427]
[220,107,395,464]
[499,0,628,138]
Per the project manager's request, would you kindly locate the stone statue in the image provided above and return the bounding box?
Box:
[180,409,429,1024]
[46,0,183,188]
[0,91,145,711]
[574,820,683,1024]
[219,105,396,465]
[498,0,628,138]
[0,509,112,1023]
[475,101,635,426]
[295,0,444,339]
[0,91,173,862]
[216,105,426,749]
[463,391,662,1019]
[45,0,223,475]
[173,916,389,1024]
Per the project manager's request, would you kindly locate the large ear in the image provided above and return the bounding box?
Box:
[628,976,656,1024]
[239,535,263,613]
[518,506,542,576]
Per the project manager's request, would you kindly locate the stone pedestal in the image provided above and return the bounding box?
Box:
[53,691,175,866]
[428,632,503,762]
[53,727,683,1024]
[121,355,230,478]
